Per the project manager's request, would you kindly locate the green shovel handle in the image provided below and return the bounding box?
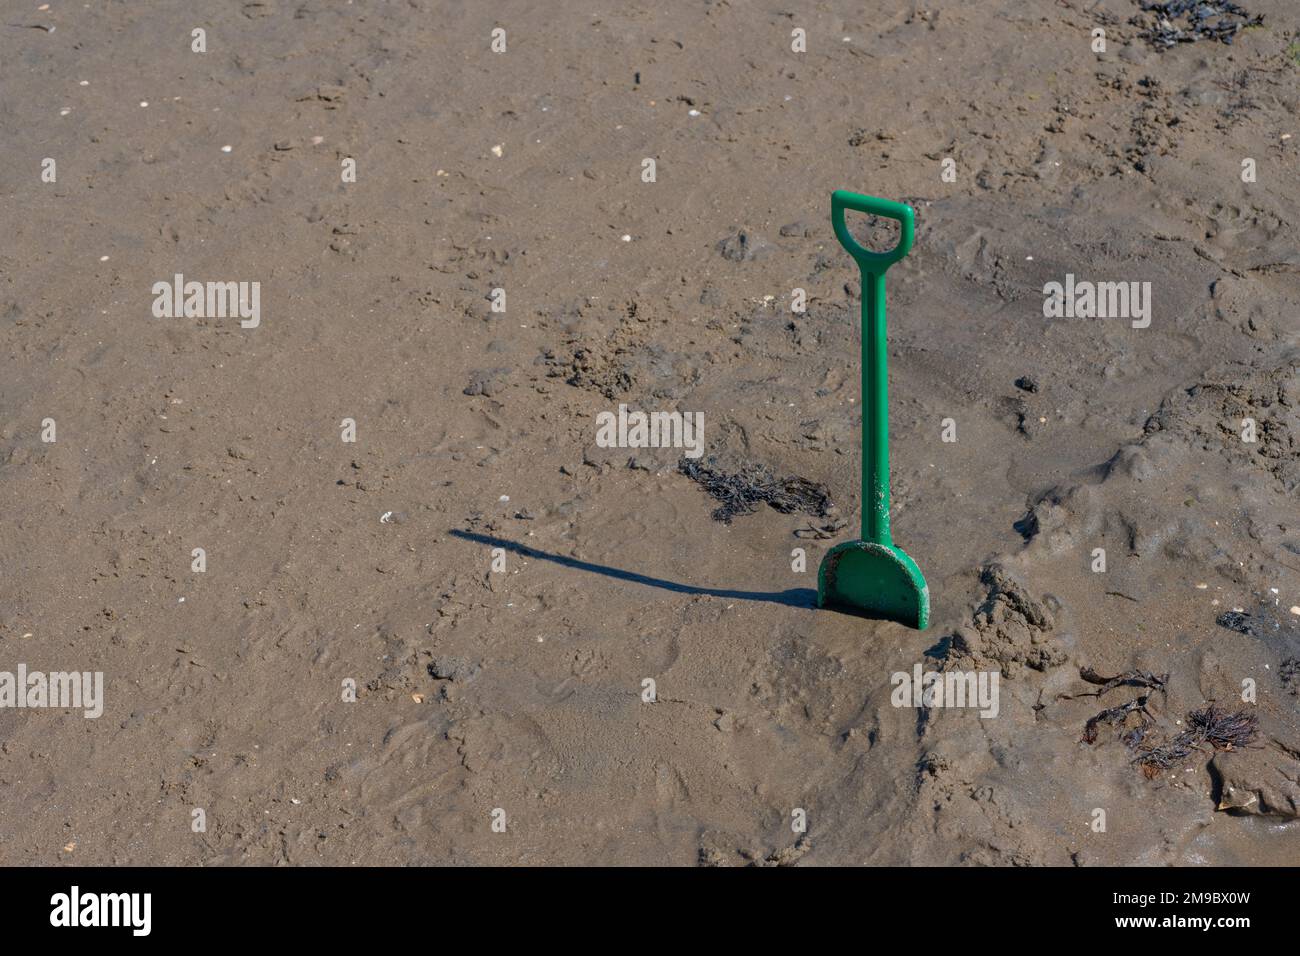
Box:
[831,190,914,274]
[831,190,915,547]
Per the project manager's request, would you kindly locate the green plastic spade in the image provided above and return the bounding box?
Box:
[816,190,929,630]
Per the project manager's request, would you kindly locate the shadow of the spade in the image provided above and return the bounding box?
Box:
[450,529,817,609]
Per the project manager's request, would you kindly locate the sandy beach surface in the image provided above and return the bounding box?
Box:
[1,0,1297,865]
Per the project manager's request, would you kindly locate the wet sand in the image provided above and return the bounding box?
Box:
[0,0,1297,864]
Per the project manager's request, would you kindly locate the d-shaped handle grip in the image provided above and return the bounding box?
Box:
[831,190,914,273]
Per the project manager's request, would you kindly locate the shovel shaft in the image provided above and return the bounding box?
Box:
[863,270,891,545]
[830,190,913,547]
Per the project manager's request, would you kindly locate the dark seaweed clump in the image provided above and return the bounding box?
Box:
[1067,668,1258,777]
[1133,705,1259,777]
[1065,667,1168,744]
[679,457,832,524]
[1215,608,1281,639]
[1138,1,1263,50]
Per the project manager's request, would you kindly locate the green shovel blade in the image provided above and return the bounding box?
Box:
[817,541,929,629]
[816,190,930,629]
